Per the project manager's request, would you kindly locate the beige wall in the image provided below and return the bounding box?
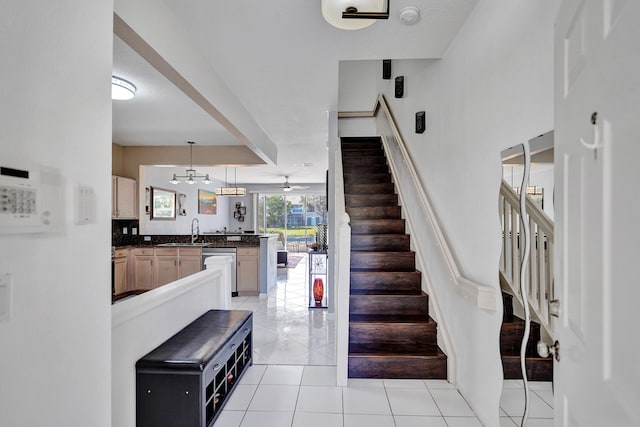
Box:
[112,143,125,176]
[112,144,266,181]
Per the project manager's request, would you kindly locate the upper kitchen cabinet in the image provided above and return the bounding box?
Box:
[112,175,137,219]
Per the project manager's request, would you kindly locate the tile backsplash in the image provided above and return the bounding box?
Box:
[111,219,139,247]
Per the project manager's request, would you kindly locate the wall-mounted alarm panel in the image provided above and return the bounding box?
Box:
[0,164,62,234]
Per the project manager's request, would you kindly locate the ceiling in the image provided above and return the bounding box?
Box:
[112,0,478,186]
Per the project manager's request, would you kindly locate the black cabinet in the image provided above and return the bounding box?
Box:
[136,310,252,427]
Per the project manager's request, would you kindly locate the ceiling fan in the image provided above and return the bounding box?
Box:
[282,176,310,192]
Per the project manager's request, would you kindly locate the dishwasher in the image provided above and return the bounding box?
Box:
[202,247,238,297]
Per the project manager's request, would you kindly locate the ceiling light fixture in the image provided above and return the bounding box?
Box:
[321,0,389,30]
[169,141,212,185]
[216,167,246,197]
[111,75,137,100]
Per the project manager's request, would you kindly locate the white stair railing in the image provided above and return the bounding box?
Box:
[499,180,555,338]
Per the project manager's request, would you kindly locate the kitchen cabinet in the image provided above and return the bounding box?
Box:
[132,247,154,290]
[154,248,179,287]
[112,175,137,219]
[177,247,202,279]
[113,248,129,295]
[237,247,259,296]
[128,246,203,291]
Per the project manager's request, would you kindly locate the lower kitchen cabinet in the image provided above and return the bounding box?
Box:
[132,248,154,290]
[154,248,179,287]
[113,248,129,295]
[177,248,203,279]
[129,246,203,291]
[237,247,259,296]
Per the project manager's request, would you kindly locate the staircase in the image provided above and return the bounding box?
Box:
[500,292,553,381]
[342,136,447,379]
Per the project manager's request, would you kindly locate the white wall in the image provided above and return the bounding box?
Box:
[338,1,559,425]
[0,2,113,426]
[141,166,233,235]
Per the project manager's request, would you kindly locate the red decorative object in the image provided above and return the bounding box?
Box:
[313,278,324,307]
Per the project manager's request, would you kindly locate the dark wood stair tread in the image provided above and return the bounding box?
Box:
[348,349,447,379]
[350,251,416,271]
[349,314,432,322]
[350,271,422,294]
[350,219,406,234]
[345,194,398,207]
[351,234,411,252]
[501,355,553,381]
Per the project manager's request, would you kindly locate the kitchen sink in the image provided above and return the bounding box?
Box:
[157,242,210,247]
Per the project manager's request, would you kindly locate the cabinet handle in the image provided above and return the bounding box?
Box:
[212,363,222,371]
[230,344,236,350]
[174,259,177,266]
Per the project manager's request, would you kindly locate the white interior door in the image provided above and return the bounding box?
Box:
[554,0,640,425]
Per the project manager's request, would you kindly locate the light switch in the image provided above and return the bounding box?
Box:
[75,185,96,225]
[132,227,138,235]
[0,273,12,322]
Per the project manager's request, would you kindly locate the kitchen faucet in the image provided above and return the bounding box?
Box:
[191,218,200,243]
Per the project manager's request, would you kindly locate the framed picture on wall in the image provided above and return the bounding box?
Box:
[149,187,176,220]
[198,189,217,214]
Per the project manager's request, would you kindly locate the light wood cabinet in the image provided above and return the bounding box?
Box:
[132,247,154,290]
[112,175,137,219]
[113,248,129,295]
[177,247,203,279]
[127,246,203,291]
[237,247,259,296]
[154,248,179,287]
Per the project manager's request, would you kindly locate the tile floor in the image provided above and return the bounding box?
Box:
[221,256,554,426]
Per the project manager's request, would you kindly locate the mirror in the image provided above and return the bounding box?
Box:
[150,186,177,220]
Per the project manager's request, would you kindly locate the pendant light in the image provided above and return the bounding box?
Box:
[216,167,246,196]
[169,141,212,185]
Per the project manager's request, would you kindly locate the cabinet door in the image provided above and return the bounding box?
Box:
[237,256,259,296]
[133,256,154,290]
[113,257,128,295]
[113,176,137,219]
[154,256,178,287]
[111,176,118,217]
[178,256,202,279]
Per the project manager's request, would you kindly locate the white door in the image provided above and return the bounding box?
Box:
[554,0,640,425]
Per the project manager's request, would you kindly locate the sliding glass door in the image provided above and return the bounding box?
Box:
[257,194,327,253]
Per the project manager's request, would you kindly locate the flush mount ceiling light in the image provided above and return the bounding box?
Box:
[111,75,136,100]
[216,167,246,197]
[321,0,389,30]
[169,141,212,185]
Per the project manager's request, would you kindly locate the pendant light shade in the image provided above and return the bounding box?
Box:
[216,167,247,197]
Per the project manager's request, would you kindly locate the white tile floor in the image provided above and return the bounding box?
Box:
[221,256,554,426]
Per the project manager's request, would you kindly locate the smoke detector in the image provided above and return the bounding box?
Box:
[399,6,420,25]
